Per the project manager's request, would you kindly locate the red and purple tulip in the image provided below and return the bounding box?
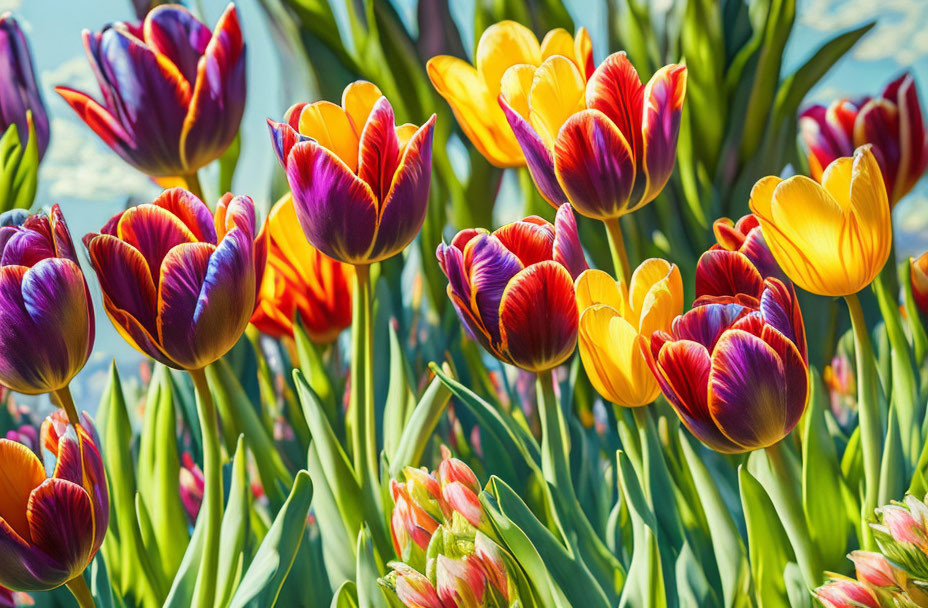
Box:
[499,51,686,220]
[0,13,49,160]
[436,203,587,372]
[0,206,94,395]
[0,409,108,591]
[55,4,245,179]
[645,279,809,453]
[267,81,436,265]
[82,188,266,371]
[799,73,928,207]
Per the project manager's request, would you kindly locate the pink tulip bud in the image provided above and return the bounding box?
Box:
[814,577,880,608]
[849,551,897,588]
[474,532,509,601]
[179,452,204,523]
[391,481,440,562]
[881,505,928,550]
[439,446,480,494]
[442,481,485,530]
[393,563,444,608]
[436,555,487,608]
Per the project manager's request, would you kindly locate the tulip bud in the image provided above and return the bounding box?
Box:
[439,445,480,494]
[436,555,488,608]
[849,551,897,588]
[442,481,485,531]
[391,562,444,608]
[0,14,49,161]
[474,532,510,602]
[881,505,928,550]
[814,576,880,608]
[391,480,440,570]
[179,452,204,523]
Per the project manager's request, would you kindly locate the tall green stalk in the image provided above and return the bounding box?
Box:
[603,217,631,283]
[54,384,81,427]
[535,370,574,493]
[189,367,222,608]
[350,264,377,491]
[845,293,881,550]
[65,575,95,608]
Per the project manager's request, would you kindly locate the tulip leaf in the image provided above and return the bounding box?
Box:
[878,400,905,505]
[616,450,666,608]
[229,470,313,608]
[89,553,118,608]
[739,466,792,607]
[294,313,338,427]
[0,119,38,212]
[675,541,719,608]
[330,581,360,608]
[382,323,416,461]
[356,526,388,608]
[389,367,453,475]
[801,368,851,570]
[483,476,611,608]
[164,511,205,608]
[216,436,252,608]
[309,442,358,583]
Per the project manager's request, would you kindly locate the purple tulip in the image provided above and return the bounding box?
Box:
[0,13,49,160]
[0,206,95,395]
[56,4,245,178]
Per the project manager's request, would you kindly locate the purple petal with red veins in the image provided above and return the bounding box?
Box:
[554,109,636,220]
[671,302,749,352]
[0,518,64,591]
[156,242,213,369]
[27,479,93,582]
[695,250,765,300]
[892,74,928,199]
[465,234,523,346]
[86,235,157,332]
[267,119,310,168]
[760,279,807,362]
[55,86,137,165]
[738,227,785,283]
[499,96,566,206]
[357,97,401,202]
[180,3,246,172]
[51,426,82,486]
[436,243,470,304]
[448,289,496,355]
[855,98,900,200]
[552,203,587,279]
[499,261,578,372]
[492,220,554,267]
[708,328,806,449]
[370,115,435,263]
[640,64,686,207]
[48,206,78,263]
[286,141,378,264]
[143,5,211,84]
[116,204,198,285]
[151,188,217,244]
[0,228,55,267]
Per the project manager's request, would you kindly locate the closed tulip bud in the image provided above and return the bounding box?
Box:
[56,4,245,179]
[436,204,587,372]
[0,13,49,161]
[391,480,441,567]
[391,562,444,608]
[500,51,686,221]
[436,555,488,608]
[250,194,353,341]
[0,206,94,395]
[575,259,683,407]
[179,452,204,523]
[474,532,510,602]
[428,21,593,168]
[645,279,808,453]
[438,445,480,495]
[750,145,891,297]
[800,73,928,207]
[442,481,485,531]
[83,188,266,371]
[268,81,435,265]
[697,215,787,301]
[814,575,881,608]
[880,505,928,550]
[911,252,928,316]
[849,551,898,588]
[0,410,108,591]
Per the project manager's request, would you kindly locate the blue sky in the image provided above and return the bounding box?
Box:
[4,0,927,408]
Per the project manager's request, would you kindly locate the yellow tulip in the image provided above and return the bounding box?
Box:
[575,259,683,407]
[427,21,593,168]
[749,145,892,297]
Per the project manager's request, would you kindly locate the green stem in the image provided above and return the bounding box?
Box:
[65,575,95,608]
[350,264,377,488]
[902,258,928,365]
[535,370,573,494]
[54,384,81,427]
[603,217,631,283]
[765,441,821,588]
[845,293,881,550]
[189,367,222,608]
[182,171,204,201]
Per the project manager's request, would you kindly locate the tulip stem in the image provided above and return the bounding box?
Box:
[350,264,377,490]
[765,441,821,588]
[845,293,881,550]
[65,574,95,608]
[536,370,573,494]
[183,171,205,201]
[603,217,631,283]
[54,384,81,427]
[189,366,222,608]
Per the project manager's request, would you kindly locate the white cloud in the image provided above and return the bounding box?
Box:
[0,1,21,12]
[40,55,97,98]
[800,0,928,65]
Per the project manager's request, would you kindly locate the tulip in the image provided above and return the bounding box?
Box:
[813,576,880,608]
[267,81,436,265]
[575,259,683,407]
[473,532,510,602]
[391,562,443,608]
[0,13,49,161]
[438,445,480,494]
[696,214,787,301]
[0,206,94,399]
[0,409,107,596]
[179,451,204,523]
[435,555,488,608]
[750,145,891,298]
[645,279,808,453]
[800,73,928,207]
[436,203,586,372]
[428,21,594,168]
[83,187,265,371]
[912,251,928,316]
[824,352,857,427]
[849,551,897,588]
[250,194,353,341]
[56,4,245,186]
[391,479,440,570]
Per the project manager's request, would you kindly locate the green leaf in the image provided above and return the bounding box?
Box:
[389,368,452,475]
[739,466,792,607]
[164,511,205,608]
[616,451,666,608]
[216,436,252,608]
[330,581,360,608]
[681,0,727,170]
[356,526,387,608]
[218,130,241,195]
[878,400,905,505]
[308,442,357,583]
[229,470,314,608]
[0,118,38,212]
[294,313,338,426]
[382,323,416,460]
[89,553,118,608]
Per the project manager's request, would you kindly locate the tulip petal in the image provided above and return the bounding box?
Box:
[0,439,45,540]
[27,479,93,581]
[297,101,359,171]
[179,3,246,172]
[492,219,554,268]
[55,87,135,160]
[575,268,625,313]
[854,98,900,201]
[585,52,644,162]
[48,206,78,264]
[151,187,218,244]
[847,146,892,282]
[639,64,686,208]
[143,4,211,84]
[0,517,60,591]
[499,95,567,205]
[475,21,541,94]
[285,140,378,264]
[628,258,675,316]
[650,339,742,453]
[499,64,534,119]
[267,119,311,169]
[671,302,748,352]
[554,109,636,219]
[342,80,383,134]
[499,261,578,371]
[695,250,765,300]
[894,74,928,200]
[371,115,435,262]
[760,278,807,362]
[708,328,806,449]
[738,226,786,283]
[464,234,523,346]
[579,306,656,406]
[436,243,470,306]
[528,56,585,149]
[574,27,595,80]
[156,242,213,368]
[116,203,199,284]
[552,203,587,279]
[539,28,575,62]
[357,97,401,202]
[0,228,55,267]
